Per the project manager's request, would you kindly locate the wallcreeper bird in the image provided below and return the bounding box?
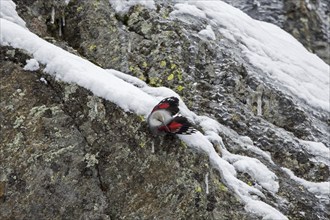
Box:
[147,97,196,135]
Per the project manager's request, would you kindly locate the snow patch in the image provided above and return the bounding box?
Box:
[170,3,207,19]
[24,59,40,71]
[245,199,287,220]
[40,77,48,84]
[299,140,330,166]
[0,0,26,28]
[282,167,330,203]
[109,0,156,13]
[199,25,216,40]
[223,149,279,193]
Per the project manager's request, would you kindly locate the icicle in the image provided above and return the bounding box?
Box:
[205,172,209,194]
[151,141,155,153]
[62,15,66,27]
[51,6,55,24]
[59,22,62,37]
[94,103,98,113]
[257,93,262,116]
[128,37,131,53]
[256,85,264,116]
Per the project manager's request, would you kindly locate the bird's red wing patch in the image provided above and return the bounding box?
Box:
[151,97,179,115]
[157,103,170,110]
[152,102,170,112]
[167,121,182,132]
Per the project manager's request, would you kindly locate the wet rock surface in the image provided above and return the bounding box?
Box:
[1,0,329,219]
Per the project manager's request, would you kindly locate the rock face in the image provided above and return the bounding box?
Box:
[0,47,247,219]
[1,0,329,219]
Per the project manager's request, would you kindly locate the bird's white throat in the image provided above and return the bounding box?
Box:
[148,109,173,127]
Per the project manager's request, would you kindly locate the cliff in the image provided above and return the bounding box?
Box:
[1,0,329,219]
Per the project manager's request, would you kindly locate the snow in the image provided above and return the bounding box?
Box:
[299,140,330,166]
[171,0,330,112]
[109,0,156,13]
[222,150,279,193]
[0,0,26,28]
[170,3,207,20]
[40,77,48,84]
[282,167,330,203]
[24,58,40,71]
[198,25,216,40]
[245,199,287,220]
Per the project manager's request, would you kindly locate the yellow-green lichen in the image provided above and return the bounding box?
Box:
[176,85,185,91]
[160,60,167,67]
[129,65,146,81]
[180,140,188,149]
[195,186,202,193]
[142,61,148,68]
[149,77,162,86]
[138,75,146,81]
[129,65,135,72]
[167,73,174,80]
[89,44,97,51]
[177,72,183,81]
[218,182,228,192]
[138,115,145,122]
[139,141,146,148]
